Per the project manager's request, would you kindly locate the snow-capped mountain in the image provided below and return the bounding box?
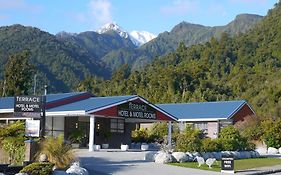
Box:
[97,22,156,47]
[97,22,129,39]
[129,31,156,46]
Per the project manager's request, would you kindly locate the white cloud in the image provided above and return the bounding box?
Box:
[88,0,113,25]
[160,0,199,15]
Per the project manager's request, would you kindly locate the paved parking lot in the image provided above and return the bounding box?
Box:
[76,149,222,175]
[75,149,281,175]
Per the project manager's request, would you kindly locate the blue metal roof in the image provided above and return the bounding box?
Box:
[157,100,247,120]
[0,92,88,109]
[47,95,137,112]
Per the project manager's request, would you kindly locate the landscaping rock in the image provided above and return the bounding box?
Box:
[256,147,267,155]
[192,152,201,159]
[172,152,188,163]
[144,151,158,162]
[222,151,232,156]
[268,147,279,154]
[279,147,281,154]
[201,152,212,160]
[211,152,222,160]
[232,151,241,159]
[66,162,89,175]
[155,152,174,164]
[52,170,68,175]
[240,151,251,159]
[39,154,48,162]
[251,151,260,158]
[15,173,28,175]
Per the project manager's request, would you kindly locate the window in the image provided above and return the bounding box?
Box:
[110,118,124,133]
[194,122,208,133]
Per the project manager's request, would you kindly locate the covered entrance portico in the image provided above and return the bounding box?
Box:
[44,94,177,151]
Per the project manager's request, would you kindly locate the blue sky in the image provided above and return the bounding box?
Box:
[0,0,278,35]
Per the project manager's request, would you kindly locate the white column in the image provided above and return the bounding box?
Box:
[168,121,172,149]
[89,115,95,151]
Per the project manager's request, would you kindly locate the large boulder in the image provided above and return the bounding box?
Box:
[66,162,89,175]
[155,152,174,164]
[211,152,222,160]
[52,171,68,175]
[279,147,281,154]
[250,151,260,158]
[268,147,279,154]
[240,151,251,159]
[144,151,158,162]
[172,152,188,163]
[201,152,213,160]
[15,174,28,175]
[232,151,241,159]
[38,154,48,162]
[256,147,267,155]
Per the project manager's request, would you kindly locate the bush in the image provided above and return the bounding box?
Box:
[175,125,202,152]
[234,115,263,141]
[20,162,54,175]
[131,128,150,143]
[39,134,75,169]
[219,125,252,151]
[148,122,167,143]
[201,138,222,152]
[262,118,281,148]
[0,121,25,164]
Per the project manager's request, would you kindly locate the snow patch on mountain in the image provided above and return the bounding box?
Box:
[97,22,156,46]
[129,31,156,46]
[97,22,129,38]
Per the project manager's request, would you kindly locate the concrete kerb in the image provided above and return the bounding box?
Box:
[236,165,281,175]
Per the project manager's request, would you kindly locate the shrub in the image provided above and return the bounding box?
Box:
[175,125,202,152]
[20,162,54,175]
[148,122,167,143]
[131,128,150,143]
[201,138,222,152]
[39,134,75,169]
[262,118,281,148]
[0,121,25,164]
[234,115,263,140]
[219,125,252,151]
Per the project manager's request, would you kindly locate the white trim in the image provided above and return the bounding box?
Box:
[227,101,246,119]
[0,117,32,120]
[86,96,139,114]
[86,95,177,121]
[0,109,13,113]
[228,102,256,119]
[178,118,226,122]
[137,96,178,121]
[46,110,86,116]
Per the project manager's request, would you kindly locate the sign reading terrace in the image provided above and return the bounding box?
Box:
[14,96,43,118]
[118,102,156,119]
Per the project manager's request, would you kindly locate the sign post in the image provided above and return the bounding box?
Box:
[221,154,235,174]
[14,95,46,137]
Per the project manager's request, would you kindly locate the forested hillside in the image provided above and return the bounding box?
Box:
[103,14,262,70]
[0,25,110,93]
[77,3,281,117]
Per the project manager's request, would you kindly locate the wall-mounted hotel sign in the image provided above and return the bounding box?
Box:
[118,101,156,119]
[14,95,43,118]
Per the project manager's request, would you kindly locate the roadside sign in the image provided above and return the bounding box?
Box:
[14,95,43,118]
[221,154,235,174]
[25,120,40,137]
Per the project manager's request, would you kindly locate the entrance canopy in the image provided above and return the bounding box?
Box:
[47,94,177,122]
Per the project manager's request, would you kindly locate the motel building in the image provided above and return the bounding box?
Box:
[0,92,177,151]
[157,100,255,138]
[0,92,255,150]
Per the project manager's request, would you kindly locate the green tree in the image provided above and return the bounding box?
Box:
[4,51,35,96]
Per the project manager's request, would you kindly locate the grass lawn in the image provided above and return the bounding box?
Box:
[170,158,281,172]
